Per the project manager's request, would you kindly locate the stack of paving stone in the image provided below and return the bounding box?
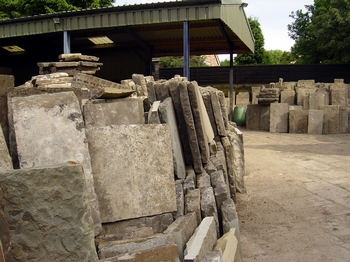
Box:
[37,53,103,76]
[257,87,280,105]
[0,70,245,261]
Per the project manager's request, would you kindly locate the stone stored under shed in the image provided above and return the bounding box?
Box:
[0,126,12,172]
[86,124,177,223]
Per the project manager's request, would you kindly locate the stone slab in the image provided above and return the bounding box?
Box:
[148,100,161,124]
[59,53,99,62]
[210,90,226,136]
[132,74,148,97]
[173,180,185,219]
[260,105,270,131]
[236,92,249,106]
[246,105,261,130]
[146,81,157,104]
[308,110,324,135]
[0,126,12,172]
[289,110,309,134]
[221,137,236,201]
[185,189,201,225]
[217,91,229,129]
[210,170,230,217]
[251,86,261,105]
[308,93,319,110]
[8,91,101,235]
[155,81,170,102]
[214,228,242,262]
[270,103,289,133]
[184,216,217,262]
[0,164,98,261]
[0,205,12,262]
[341,107,349,133]
[200,87,218,137]
[87,124,176,222]
[296,87,316,106]
[200,187,219,236]
[319,105,341,134]
[221,198,240,239]
[0,75,14,148]
[83,98,144,128]
[280,90,295,105]
[202,250,223,262]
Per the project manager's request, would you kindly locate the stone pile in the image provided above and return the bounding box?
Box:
[0,54,245,262]
[246,78,350,134]
[257,87,280,105]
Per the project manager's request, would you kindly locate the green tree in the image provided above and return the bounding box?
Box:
[265,50,294,64]
[234,17,269,65]
[159,56,208,68]
[0,0,114,20]
[288,0,350,64]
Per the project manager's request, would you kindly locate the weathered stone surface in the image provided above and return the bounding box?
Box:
[147,100,161,124]
[205,159,217,176]
[202,250,223,262]
[0,75,14,148]
[59,53,99,62]
[169,80,193,166]
[289,110,309,134]
[159,97,186,179]
[164,212,198,261]
[83,98,144,128]
[87,124,176,222]
[330,83,347,106]
[289,105,303,110]
[173,180,185,220]
[236,92,250,106]
[319,105,341,134]
[0,126,12,172]
[260,105,270,131]
[200,187,219,236]
[102,213,174,238]
[298,79,315,88]
[341,107,349,133]
[308,93,319,110]
[197,172,211,194]
[98,234,179,261]
[280,90,295,105]
[146,81,157,104]
[221,198,240,237]
[179,81,202,173]
[308,110,324,135]
[183,172,196,196]
[251,86,261,105]
[246,105,261,130]
[225,94,235,119]
[270,103,289,133]
[0,201,13,262]
[303,94,310,110]
[184,216,217,262]
[154,81,170,102]
[210,170,230,216]
[185,189,201,225]
[217,91,229,129]
[211,91,226,136]
[8,91,101,235]
[215,142,229,186]
[214,228,242,262]
[0,164,98,262]
[200,87,218,137]
[221,137,235,200]
[132,74,148,97]
[188,82,210,164]
[296,87,316,106]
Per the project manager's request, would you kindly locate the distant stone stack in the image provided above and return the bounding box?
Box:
[37,53,103,76]
[257,87,280,105]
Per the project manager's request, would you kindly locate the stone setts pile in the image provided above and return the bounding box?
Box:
[0,54,245,261]
[246,78,350,134]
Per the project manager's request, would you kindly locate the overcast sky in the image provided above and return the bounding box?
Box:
[113,0,314,51]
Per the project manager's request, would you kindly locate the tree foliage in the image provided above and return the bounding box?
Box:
[288,0,350,64]
[158,56,208,68]
[0,0,114,20]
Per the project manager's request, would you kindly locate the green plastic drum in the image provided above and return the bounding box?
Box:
[233,106,246,126]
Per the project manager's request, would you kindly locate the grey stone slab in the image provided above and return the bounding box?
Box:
[200,187,219,237]
[184,216,217,262]
[217,91,229,129]
[155,81,170,102]
[289,110,309,134]
[303,94,309,110]
[0,126,12,172]
[341,106,350,133]
[188,82,210,164]
[211,91,226,136]
[270,103,289,133]
[317,91,330,107]
[330,87,347,106]
[173,180,185,220]
[146,81,157,104]
[202,250,223,262]
[260,105,270,131]
[197,171,211,194]
[215,142,229,189]
[308,110,324,135]
[87,124,176,222]
[251,86,261,105]
[308,93,319,110]
[221,137,235,201]
[8,91,101,236]
[0,163,98,262]
[0,202,12,262]
[280,90,295,105]
[179,81,202,173]
[185,189,201,225]
[159,97,186,179]
[132,74,148,97]
[289,105,303,110]
[200,87,218,137]
[214,228,242,262]
[0,75,14,148]
[184,172,196,196]
[246,105,261,130]
[210,170,230,218]
[83,98,144,128]
[319,105,341,134]
[148,100,161,124]
[236,92,250,106]
[296,87,316,106]
[164,212,198,261]
[297,79,315,88]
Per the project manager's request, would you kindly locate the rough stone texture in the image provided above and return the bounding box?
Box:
[154,81,170,102]
[260,105,270,131]
[298,79,315,87]
[221,137,235,200]
[319,105,341,134]
[159,97,186,179]
[340,107,349,133]
[270,103,289,133]
[0,126,12,172]
[200,87,218,137]
[8,91,101,235]
[205,159,217,176]
[0,75,14,148]
[280,90,295,105]
[59,53,99,62]
[221,198,240,237]
[225,94,235,119]
[132,74,148,97]
[102,213,174,238]
[289,105,303,110]
[296,87,317,106]
[308,93,319,110]
[87,124,176,222]
[0,198,13,262]
[147,100,161,124]
[214,228,242,262]
[188,82,210,164]
[146,81,157,104]
[197,172,211,194]
[184,216,217,262]
[251,86,261,105]
[183,171,196,196]
[200,187,219,237]
[330,84,347,106]
[217,91,229,129]
[97,234,179,261]
[246,105,261,130]
[289,110,309,134]
[308,110,324,135]
[210,90,226,136]
[216,142,229,188]
[0,164,98,262]
[210,170,230,216]
[303,94,310,110]
[169,79,193,166]
[185,189,201,225]
[236,92,249,106]
[202,250,223,262]
[83,98,144,128]
[173,180,185,220]
[179,81,202,173]
[164,212,198,261]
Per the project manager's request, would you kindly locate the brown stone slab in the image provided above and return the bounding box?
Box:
[319,105,341,134]
[270,103,289,133]
[211,91,226,136]
[246,105,262,130]
[289,110,309,134]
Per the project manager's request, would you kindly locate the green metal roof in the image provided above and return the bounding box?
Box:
[0,0,254,56]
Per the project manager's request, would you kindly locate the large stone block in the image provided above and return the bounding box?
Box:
[200,187,219,236]
[296,87,316,106]
[246,105,261,130]
[0,75,14,148]
[341,107,350,133]
[173,180,185,220]
[210,90,226,136]
[200,87,218,137]
[260,105,270,131]
[221,198,240,237]
[164,212,198,261]
[210,170,230,217]
[87,124,176,222]
[8,91,101,235]
[0,164,98,261]
[154,81,170,102]
[289,110,309,134]
[132,74,148,97]
[236,92,249,106]
[270,103,289,133]
[184,216,217,262]
[319,105,341,134]
[251,86,261,105]
[308,110,324,135]
[185,189,201,225]
[280,90,295,105]
[214,228,242,262]
[0,126,12,172]
[330,83,347,106]
[83,98,144,128]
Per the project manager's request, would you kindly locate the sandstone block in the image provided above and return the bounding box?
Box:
[200,187,219,237]
[132,74,148,97]
[319,105,341,134]
[308,93,319,110]
[214,228,242,262]
[221,137,235,200]
[280,90,295,105]
[0,206,12,262]
[211,90,226,136]
[260,105,270,131]
[0,164,98,262]
[202,250,223,262]
[59,53,99,62]
[236,92,249,106]
[341,107,349,133]
[251,86,261,105]
[270,103,289,133]
[210,170,230,216]
[87,124,176,222]
[217,91,229,129]
[221,198,240,237]
[0,75,14,148]
[146,81,157,104]
[0,126,12,172]
[308,110,324,135]
[173,180,185,220]
[148,100,161,124]
[289,110,309,134]
[154,81,170,102]
[200,87,218,136]
[185,189,201,225]
[246,105,261,130]
[183,172,196,196]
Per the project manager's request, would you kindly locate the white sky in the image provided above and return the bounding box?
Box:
[112,0,314,52]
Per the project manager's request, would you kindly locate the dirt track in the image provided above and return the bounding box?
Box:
[236,128,350,262]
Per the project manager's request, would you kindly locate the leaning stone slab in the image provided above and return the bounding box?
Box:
[98,234,179,261]
[83,98,144,128]
[214,228,242,262]
[0,163,98,262]
[221,198,240,238]
[164,212,198,261]
[155,81,170,102]
[197,171,211,194]
[132,74,148,97]
[270,103,289,133]
[146,81,157,104]
[211,90,226,136]
[87,124,176,223]
[184,216,217,262]
[210,170,230,217]
[289,110,309,134]
[173,180,185,220]
[8,91,101,235]
[330,83,347,106]
[0,126,12,172]
[0,198,12,262]
[319,105,341,134]
[200,87,218,137]
[221,137,235,200]
[251,86,261,105]
[217,91,229,129]
[246,105,261,130]
[183,171,196,196]
[185,189,201,225]
[200,186,220,237]
[308,110,324,135]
